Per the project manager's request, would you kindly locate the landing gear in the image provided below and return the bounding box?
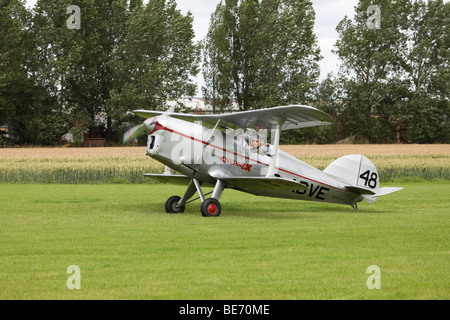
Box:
[201,198,221,217]
[164,178,225,217]
[165,196,185,213]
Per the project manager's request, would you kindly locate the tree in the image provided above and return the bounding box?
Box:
[202,0,321,112]
[108,0,200,124]
[202,0,239,113]
[31,0,129,143]
[280,72,339,144]
[0,1,30,140]
[333,0,412,142]
[2,0,200,145]
[402,0,449,142]
[334,0,449,143]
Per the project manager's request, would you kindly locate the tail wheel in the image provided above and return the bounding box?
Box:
[201,198,221,217]
[165,196,185,214]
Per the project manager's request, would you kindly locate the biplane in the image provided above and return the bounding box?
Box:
[123,105,402,216]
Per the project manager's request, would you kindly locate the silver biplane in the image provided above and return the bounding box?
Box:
[123,105,402,217]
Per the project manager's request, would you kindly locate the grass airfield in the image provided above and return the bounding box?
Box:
[1,182,448,299]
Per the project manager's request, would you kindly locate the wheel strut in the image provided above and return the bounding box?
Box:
[169,177,226,217]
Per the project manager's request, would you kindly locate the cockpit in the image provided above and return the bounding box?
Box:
[226,128,274,157]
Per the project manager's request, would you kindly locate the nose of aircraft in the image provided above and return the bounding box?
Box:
[123,117,158,145]
[144,117,157,133]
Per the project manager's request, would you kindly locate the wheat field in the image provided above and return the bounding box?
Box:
[0,145,449,183]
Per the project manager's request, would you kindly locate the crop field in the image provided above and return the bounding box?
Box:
[0,144,449,300]
[0,144,449,183]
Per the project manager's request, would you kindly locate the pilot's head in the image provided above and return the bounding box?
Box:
[251,138,260,148]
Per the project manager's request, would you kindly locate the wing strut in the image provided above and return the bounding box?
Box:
[266,118,285,177]
[205,119,221,144]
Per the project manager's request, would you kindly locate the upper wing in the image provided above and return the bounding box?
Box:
[134,105,333,131]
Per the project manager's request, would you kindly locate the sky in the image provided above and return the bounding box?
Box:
[25,0,359,96]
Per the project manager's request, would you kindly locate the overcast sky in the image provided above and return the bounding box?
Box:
[25,0,360,96]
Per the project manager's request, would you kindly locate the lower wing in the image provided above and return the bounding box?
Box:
[144,173,191,185]
[144,173,308,193]
[216,176,308,192]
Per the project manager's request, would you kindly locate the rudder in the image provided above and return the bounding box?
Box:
[324,154,402,205]
[323,154,380,190]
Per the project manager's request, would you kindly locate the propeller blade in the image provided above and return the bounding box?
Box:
[123,124,145,145]
[123,106,174,145]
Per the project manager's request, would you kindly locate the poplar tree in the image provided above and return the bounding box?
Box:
[108,0,200,117]
[202,0,321,112]
[334,0,449,143]
[31,0,129,143]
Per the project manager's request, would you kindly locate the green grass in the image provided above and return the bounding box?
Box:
[0,182,448,299]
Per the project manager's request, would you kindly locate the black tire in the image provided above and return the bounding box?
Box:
[200,198,221,217]
[165,196,185,214]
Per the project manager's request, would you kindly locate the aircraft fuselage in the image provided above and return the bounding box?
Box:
[145,116,362,206]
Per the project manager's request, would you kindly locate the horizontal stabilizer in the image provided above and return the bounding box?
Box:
[365,187,403,204]
[345,185,376,195]
[374,187,403,196]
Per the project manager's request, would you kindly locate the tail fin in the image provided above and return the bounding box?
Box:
[324,154,402,204]
[324,155,380,189]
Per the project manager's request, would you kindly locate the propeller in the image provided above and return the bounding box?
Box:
[122,105,175,145]
[123,123,145,145]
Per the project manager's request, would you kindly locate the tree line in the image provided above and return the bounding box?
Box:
[0,0,448,146]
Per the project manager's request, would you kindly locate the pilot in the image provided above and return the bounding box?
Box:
[250,137,261,153]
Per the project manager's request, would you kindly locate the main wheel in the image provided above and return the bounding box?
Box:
[200,198,221,217]
[165,196,185,214]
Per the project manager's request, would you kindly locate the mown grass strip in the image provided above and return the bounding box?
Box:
[0,182,448,299]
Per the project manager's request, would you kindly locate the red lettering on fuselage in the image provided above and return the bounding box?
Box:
[221,156,252,172]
